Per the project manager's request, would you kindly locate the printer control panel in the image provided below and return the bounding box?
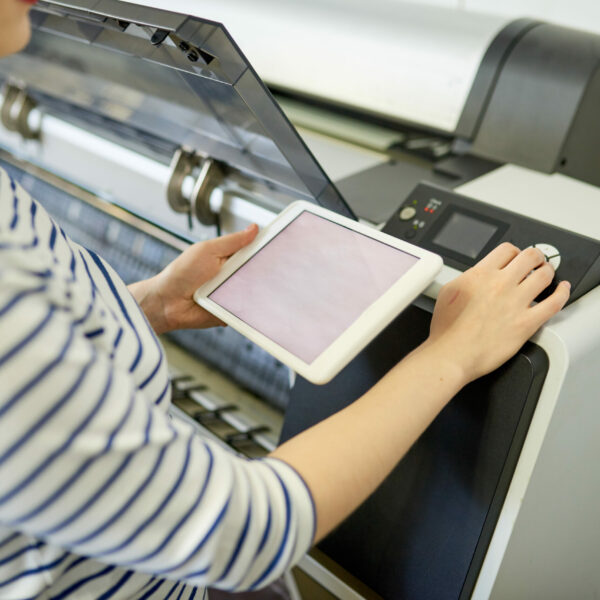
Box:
[383,183,600,304]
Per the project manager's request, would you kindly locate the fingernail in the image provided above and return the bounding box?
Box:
[245,224,255,232]
[562,280,571,290]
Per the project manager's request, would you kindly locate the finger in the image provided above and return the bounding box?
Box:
[475,242,520,270]
[502,246,546,282]
[210,223,259,258]
[518,261,555,303]
[528,280,570,326]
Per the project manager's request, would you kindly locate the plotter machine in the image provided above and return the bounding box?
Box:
[2,1,600,598]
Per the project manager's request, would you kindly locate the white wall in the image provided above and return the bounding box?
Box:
[403,0,600,35]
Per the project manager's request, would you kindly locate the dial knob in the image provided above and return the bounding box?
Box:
[530,243,561,270]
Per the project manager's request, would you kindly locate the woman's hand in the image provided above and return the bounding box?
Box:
[426,242,570,384]
[129,224,259,335]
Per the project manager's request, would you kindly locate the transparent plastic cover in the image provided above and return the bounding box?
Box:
[0,0,352,216]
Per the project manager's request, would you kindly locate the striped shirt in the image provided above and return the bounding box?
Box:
[0,168,315,599]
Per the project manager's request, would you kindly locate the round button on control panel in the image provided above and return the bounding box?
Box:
[529,243,561,270]
[399,206,417,221]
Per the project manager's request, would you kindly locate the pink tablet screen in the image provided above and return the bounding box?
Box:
[209,211,419,364]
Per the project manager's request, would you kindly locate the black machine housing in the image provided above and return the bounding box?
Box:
[280,184,600,599]
[281,308,548,600]
[457,20,600,189]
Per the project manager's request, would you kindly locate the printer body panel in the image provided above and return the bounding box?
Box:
[477,289,600,600]
[2,2,600,598]
[129,0,509,134]
[281,306,549,600]
[281,182,600,599]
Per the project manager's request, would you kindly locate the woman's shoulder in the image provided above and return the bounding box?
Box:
[0,166,18,225]
[0,166,69,282]
[0,166,40,243]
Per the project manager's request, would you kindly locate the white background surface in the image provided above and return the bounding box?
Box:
[142,0,600,47]
[398,0,600,34]
[108,0,599,131]
[125,0,600,131]
[126,0,507,132]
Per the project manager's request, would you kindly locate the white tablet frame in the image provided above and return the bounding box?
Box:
[194,201,443,384]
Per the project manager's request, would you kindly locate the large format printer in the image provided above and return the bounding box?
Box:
[2,1,600,598]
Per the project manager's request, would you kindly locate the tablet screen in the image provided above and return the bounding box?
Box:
[209,211,419,364]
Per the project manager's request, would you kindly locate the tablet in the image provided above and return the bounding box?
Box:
[194,201,443,384]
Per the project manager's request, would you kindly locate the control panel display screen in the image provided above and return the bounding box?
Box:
[432,212,498,259]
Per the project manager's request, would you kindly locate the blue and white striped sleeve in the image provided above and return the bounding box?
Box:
[0,255,316,592]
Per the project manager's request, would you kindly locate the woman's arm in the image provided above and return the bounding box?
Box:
[272,341,462,542]
[0,266,313,592]
[130,228,569,544]
[271,243,570,541]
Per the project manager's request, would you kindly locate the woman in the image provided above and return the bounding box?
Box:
[0,2,570,598]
